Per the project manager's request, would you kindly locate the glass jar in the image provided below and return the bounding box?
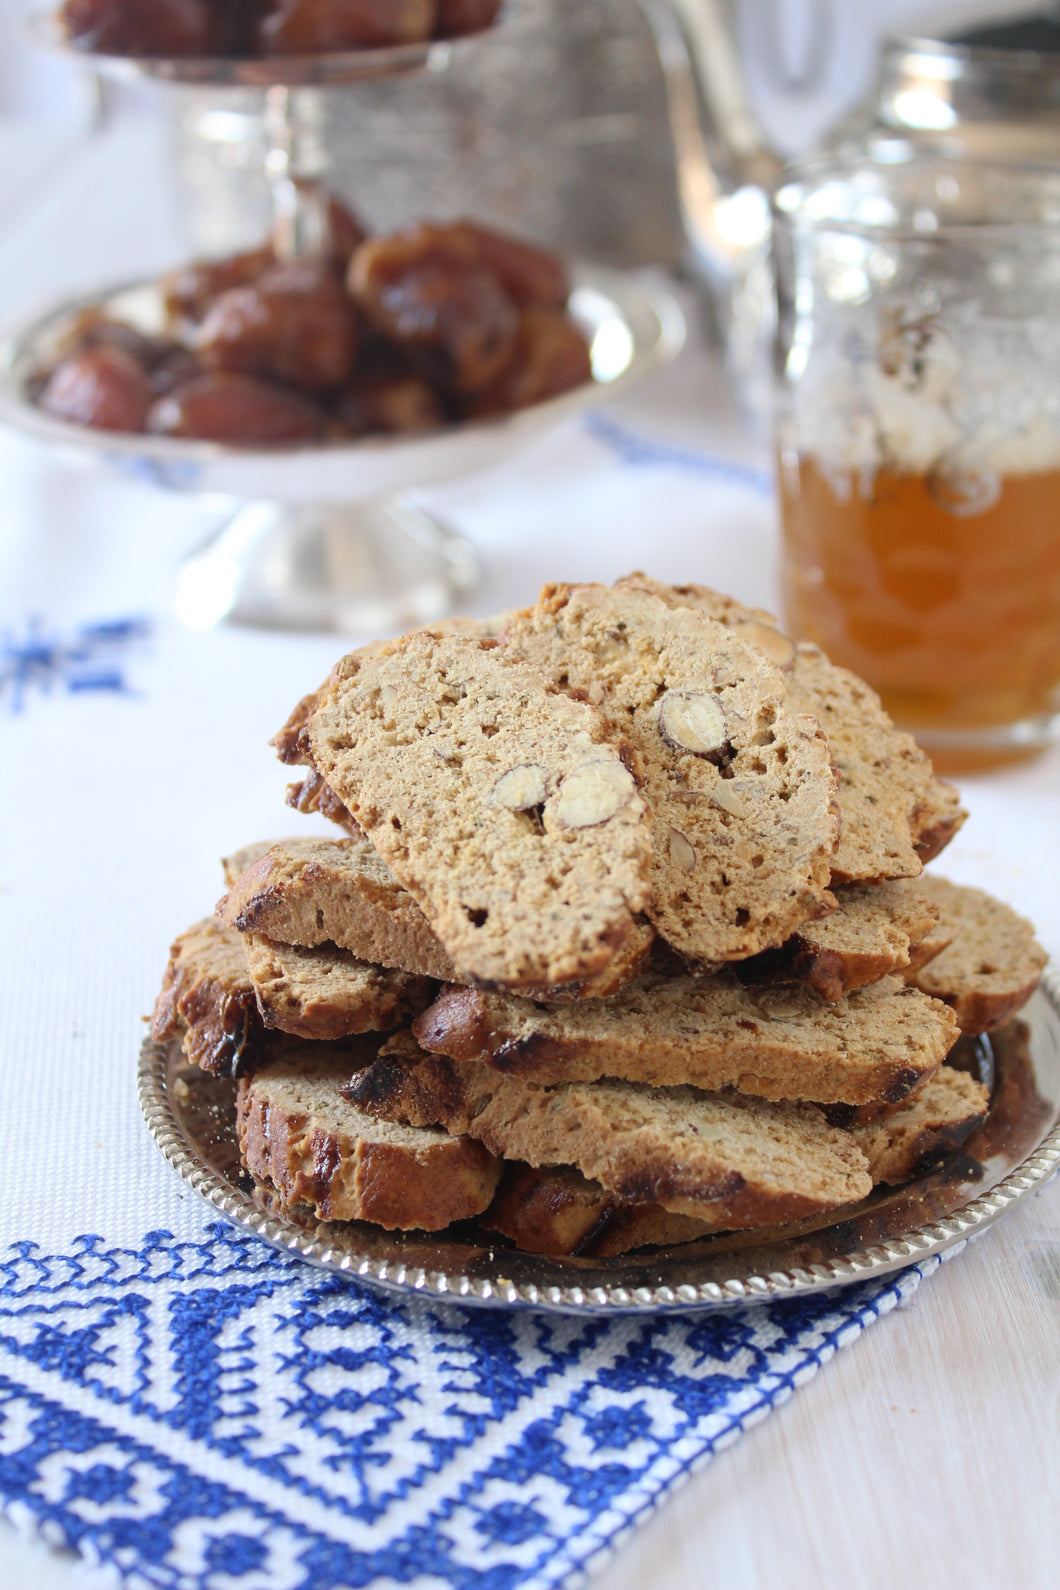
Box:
[773,151,1060,771]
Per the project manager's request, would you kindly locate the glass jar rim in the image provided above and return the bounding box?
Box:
[773,150,1060,241]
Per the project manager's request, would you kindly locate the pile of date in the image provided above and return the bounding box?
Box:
[31,205,594,447]
[60,0,502,56]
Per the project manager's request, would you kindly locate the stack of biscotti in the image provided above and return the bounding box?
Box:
[150,577,1048,1255]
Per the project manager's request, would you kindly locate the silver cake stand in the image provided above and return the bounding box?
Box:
[0,268,684,630]
[11,8,687,632]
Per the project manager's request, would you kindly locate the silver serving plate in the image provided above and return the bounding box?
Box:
[0,267,684,631]
[139,966,1060,1314]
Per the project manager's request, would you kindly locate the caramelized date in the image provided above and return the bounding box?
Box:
[464,308,592,417]
[40,346,151,432]
[333,344,447,436]
[163,246,274,324]
[147,374,326,444]
[61,0,225,55]
[52,312,173,372]
[349,225,518,395]
[434,0,501,38]
[254,0,435,53]
[163,201,366,323]
[455,221,570,310]
[148,345,205,397]
[194,261,359,390]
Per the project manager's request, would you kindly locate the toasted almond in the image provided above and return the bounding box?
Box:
[491,764,549,812]
[668,826,697,872]
[553,761,637,830]
[658,690,729,760]
[754,988,807,1021]
[712,782,750,819]
[736,619,797,670]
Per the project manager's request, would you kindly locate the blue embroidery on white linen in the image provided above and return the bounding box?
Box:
[0,1224,933,1589]
[583,412,772,496]
[0,616,151,712]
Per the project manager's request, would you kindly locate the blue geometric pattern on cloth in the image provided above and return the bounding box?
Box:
[582,412,772,497]
[0,1224,937,1590]
[0,616,151,713]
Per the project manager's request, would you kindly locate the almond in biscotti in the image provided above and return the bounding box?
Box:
[294,633,654,994]
[502,582,840,964]
[617,574,967,883]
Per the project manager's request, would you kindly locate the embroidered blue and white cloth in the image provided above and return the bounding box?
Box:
[0,1222,937,1590]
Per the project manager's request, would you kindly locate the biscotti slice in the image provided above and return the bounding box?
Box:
[220,835,461,980]
[242,934,435,1041]
[237,1049,501,1229]
[151,914,421,1067]
[484,1061,989,1255]
[749,878,941,1003]
[273,615,515,836]
[222,840,285,887]
[502,581,839,964]
[151,917,268,1077]
[482,1162,713,1257]
[346,1036,872,1223]
[911,877,1048,1034]
[789,646,965,880]
[412,972,958,1105]
[294,632,655,992]
[616,574,966,881]
[218,836,653,1000]
[850,1064,990,1183]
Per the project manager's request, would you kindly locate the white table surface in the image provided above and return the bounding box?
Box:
[0,113,1057,1590]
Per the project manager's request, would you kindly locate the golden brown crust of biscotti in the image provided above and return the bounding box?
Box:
[284,769,362,834]
[502,582,840,964]
[242,933,435,1041]
[904,900,962,974]
[150,917,268,1078]
[237,1050,501,1229]
[911,878,1048,1034]
[297,632,655,993]
[218,836,654,1001]
[747,879,941,1003]
[222,840,285,888]
[411,972,958,1106]
[850,1064,990,1183]
[617,574,967,883]
[344,1036,872,1222]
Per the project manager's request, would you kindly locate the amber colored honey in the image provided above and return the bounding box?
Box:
[778,456,1060,769]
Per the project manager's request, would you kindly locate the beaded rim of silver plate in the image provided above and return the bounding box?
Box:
[139,964,1060,1315]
